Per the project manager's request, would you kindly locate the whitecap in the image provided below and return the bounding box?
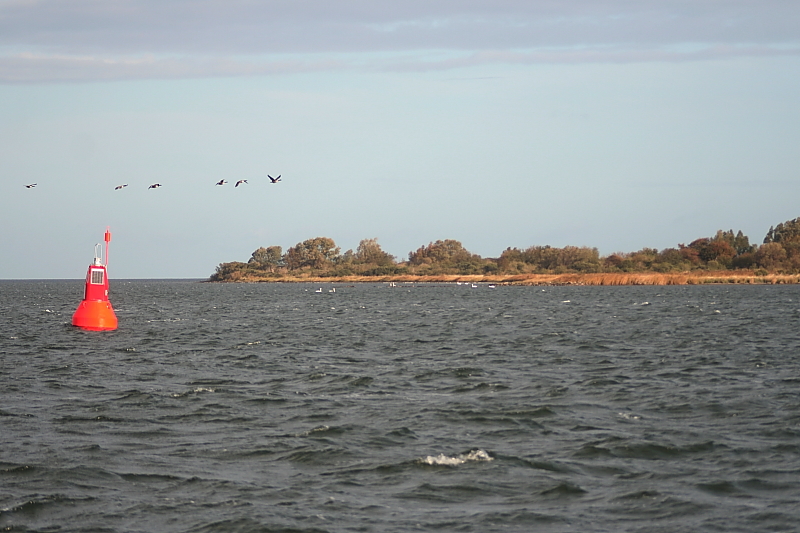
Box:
[171,387,216,398]
[419,449,493,466]
[295,425,330,437]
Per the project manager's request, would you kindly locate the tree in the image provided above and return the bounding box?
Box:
[285,237,341,270]
[618,248,659,272]
[657,248,685,266]
[249,246,283,269]
[209,261,248,282]
[755,242,787,271]
[408,239,474,266]
[678,236,729,267]
[764,218,800,244]
[700,240,736,265]
[498,247,524,271]
[514,245,600,271]
[354,238,395,266]
[731,230,754,255]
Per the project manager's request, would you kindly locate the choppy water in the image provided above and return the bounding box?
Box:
[2,280,800,532]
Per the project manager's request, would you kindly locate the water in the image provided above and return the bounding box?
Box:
[2,280,800,532]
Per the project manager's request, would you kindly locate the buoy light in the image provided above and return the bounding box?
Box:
[72,228,118,331]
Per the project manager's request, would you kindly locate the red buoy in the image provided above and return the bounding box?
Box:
[72,228,118,331]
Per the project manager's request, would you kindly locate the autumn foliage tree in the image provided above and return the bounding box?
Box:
[354,238,395,266]
[249,246,283,271]
[209,261,249,282]
[407,239,489,274]
[408,239,473,265]
[764,218,800,244]
[499,245,601,273]
[209,216,800,281]
[285,237,341,270]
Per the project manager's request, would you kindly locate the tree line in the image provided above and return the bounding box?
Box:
[209,217,800,281]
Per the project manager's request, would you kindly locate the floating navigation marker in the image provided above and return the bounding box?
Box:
[72,228,118,331]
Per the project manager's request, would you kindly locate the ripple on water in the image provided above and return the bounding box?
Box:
[2,282,800,532]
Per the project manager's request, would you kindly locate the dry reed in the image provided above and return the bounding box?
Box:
[221,270,800,285]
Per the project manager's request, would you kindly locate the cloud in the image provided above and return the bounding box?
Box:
[1,0,799,82]
[0,52,346,83]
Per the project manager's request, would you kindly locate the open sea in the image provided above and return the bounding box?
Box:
[1,280,800,532]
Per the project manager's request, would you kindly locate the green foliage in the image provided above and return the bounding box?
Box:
[764,218,800,244]
[500,245,600,273]
[209,217,800,281]
[321,267,355,277]
[618,248,659,271]
[717,230,754,255]
[731,252,756,269]
[285,237,341,270]
[355,238,395,266]
[209,261,249,282]
[482,262,499,274]
[755,242,787,271]
[658,248,686,266]
[408,239,475,266]
[249,246,283,268]
[362,265,407,276]
[676,229,752,270]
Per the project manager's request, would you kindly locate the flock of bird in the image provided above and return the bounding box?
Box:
[23,175,282,191]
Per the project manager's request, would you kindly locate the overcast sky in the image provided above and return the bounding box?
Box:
[2,1,799,278]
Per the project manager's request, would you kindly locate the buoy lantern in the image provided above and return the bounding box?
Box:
[72,228,118,331]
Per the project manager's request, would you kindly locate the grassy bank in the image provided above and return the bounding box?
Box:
[210,271,800,285]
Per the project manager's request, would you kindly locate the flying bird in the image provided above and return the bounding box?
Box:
[24,183,36,188]
[268,174,281,183]
[216,180,227,186]
[235,180,247,187]
[148,183,162,189]
[114,184,128,190]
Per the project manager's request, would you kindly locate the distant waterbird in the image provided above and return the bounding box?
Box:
[24,183,36,188]
[268,174,281,183]
[216,180,227,186]
[235,180,248,187]
[114,184,128,190]
[148,183,162,189]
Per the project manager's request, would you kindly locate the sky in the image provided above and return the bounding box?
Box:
[1,0,799,279]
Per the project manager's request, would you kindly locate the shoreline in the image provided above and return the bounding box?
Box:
[209,271,800,286]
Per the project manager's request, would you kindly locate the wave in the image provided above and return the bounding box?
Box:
[418,449,493,466]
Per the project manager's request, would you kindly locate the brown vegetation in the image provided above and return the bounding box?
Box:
[209,218,800,285]
[212,270,800,286]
